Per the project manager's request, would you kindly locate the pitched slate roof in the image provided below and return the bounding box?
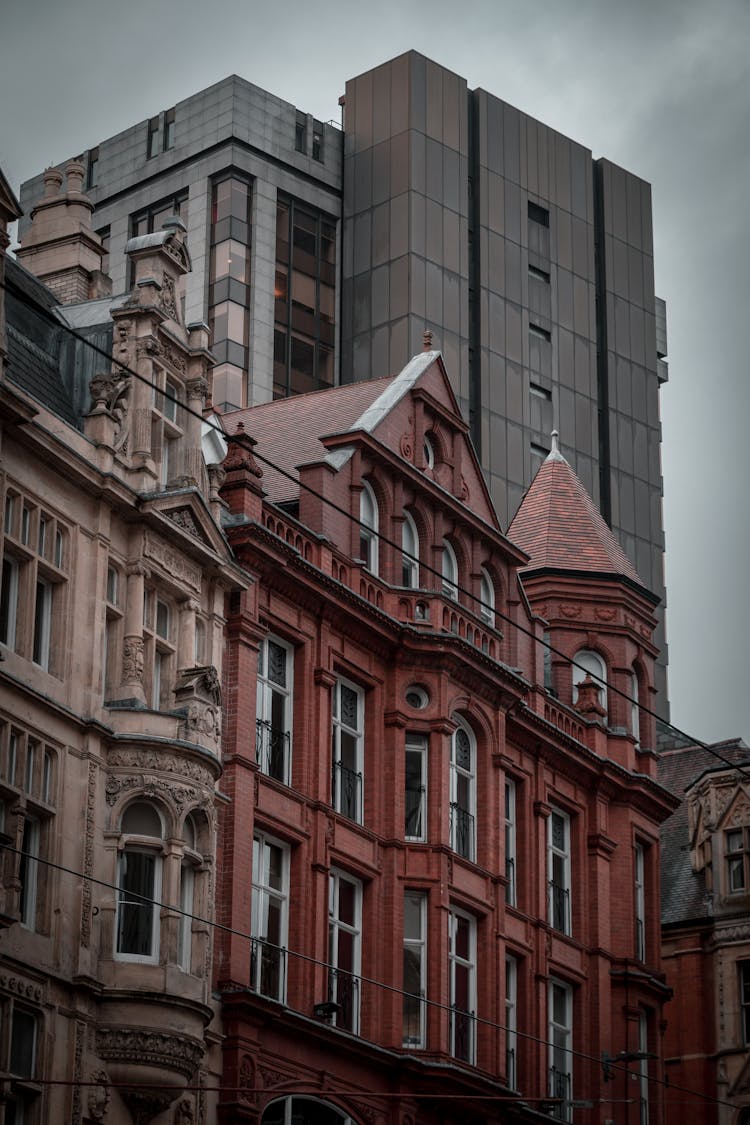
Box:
[507,433,644,587]
[223,352,442,504]
[658,739,750,926]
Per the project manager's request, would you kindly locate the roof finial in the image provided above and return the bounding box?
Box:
[551,429,559,454]
[423,330,433,352]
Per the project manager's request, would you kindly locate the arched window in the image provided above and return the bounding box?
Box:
[262,1098,352,1125]
[572,649,607,714]
[450,717,476,861]
[401,512,419,588]
[116,801,164,962]
[442,540,458,601]
[359,481,378,575]
[178,813,200,972]
[479,567,495,626]
[423,433,435,469]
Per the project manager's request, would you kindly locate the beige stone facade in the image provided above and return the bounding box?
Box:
[0,175,241,1124]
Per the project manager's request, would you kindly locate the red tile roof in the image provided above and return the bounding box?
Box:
[222,378,394,503]
[508,442,644,585]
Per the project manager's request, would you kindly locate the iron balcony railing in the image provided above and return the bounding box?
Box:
[549,880,571,935]
[505,855,516,905]
[332,760,362,822]
[506,1044,516,1089]
[450,803,475,862]
[327,967,360,1033]
[450,1003,476,1064]
[249,936,287,1001]
[255,719,290,784]
[548,1066,572,1122]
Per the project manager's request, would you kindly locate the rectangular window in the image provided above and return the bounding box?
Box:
[405,733,427,841]
[0,556,19,649]
[638,1009,650,1125]
[332,678,364,823]
[19,816,40,929]
[505,779,517,906]
[147,115,160,158]
[726,828,750,893]
[548,979,573,1122]
[548,808,571,935]
[740,962,750,1045]
[528,201,550,227]
[116,849,161,961]
[328,869,361,1033]
[251,834,289,1001]
[256,636,293,784]
[312,119,324,162]
[163,108,175,151]
[403,890,427,1048]
[10,1007,37,1079]
[87,146,99,190]
[295,111,307,154]
[506,955,518,1088]
[32,577,52,670]
[635,843,646,961]
[449,908,476,1064]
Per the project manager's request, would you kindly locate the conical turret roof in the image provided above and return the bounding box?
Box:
[508,432,645,587]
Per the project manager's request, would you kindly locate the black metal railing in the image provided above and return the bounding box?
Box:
[549,880,570,934]
[548,1066,572,1121]
[402,988,425,1047]
[405,786,425,838]
[332,761,362,822]
[249,936,287,1001]
[506,1044,516,1088]
[450,1004,476,1063]
[450,803,475,861]
[255,719,290,783]
[505,855,516,905]
[328,967,359,1032]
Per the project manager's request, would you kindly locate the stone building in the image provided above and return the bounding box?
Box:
[213,348,676,1124]
[659,738,750,1124]
[0,166,241,1124]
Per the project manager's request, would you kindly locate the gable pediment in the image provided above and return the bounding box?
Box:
[141,489,231,563]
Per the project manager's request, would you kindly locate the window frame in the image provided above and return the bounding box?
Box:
[505,954,518,1088]
[548,977,573,1122]
[401,511,420,589]
[256,634,294,785]
[19,815,40,930]
[358,481,379,576]
[403,889,427,1048]
[405,733,427,842]
[115,802,165,964]
[572,649,608,714]
[505,778,517,907]
[635,842,646,961]
[740,961,750,1045]
[450,718,476,862]
[442,539,458,600]
[726,826,750,894]
[328,868,362,1033]
[251,832,290,1002]
[479,566,495,626]
[331,677,364,824]
[448,906,476,1064]
[548,807,572,936]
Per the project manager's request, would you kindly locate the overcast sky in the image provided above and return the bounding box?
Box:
[1,0,748,746]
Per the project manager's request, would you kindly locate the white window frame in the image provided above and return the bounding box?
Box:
[479,567,495,626]
[256,635,294,785]
[448,907,476,1064]
[405,733,427,841]
[442,539,458,600]
[726,827,750,893]
[401,511,420,588]
[359,480,379,575]
[635,843,646,961]
[506,955,518,1088]
[328,869,362,1033]
[332,677,364,823]
[403,889,427,1048]
[177,862,195,972]
[548,978,573,1121]
[631,669,640,746]
[548,807,572,936]
[32,576,52,670]
[115,803,164,964]
[251,832,289,1002]
[505,778,517,906]
[572,649,607,713]
[638,1009,650,1125]
[450,718,476,862]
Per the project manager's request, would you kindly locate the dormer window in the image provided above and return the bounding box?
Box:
[423,434,435,469]
[479,567,495,626]
[727,828,750,893]
[359,481,379,576]
[572,649,607,715]
[402,512,419,588]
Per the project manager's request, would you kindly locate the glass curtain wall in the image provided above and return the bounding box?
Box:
[209,173,252,410]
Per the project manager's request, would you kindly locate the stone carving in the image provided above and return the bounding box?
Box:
[107,747,215,788]
[105,774,208,813]
[239,1054,255,1102]
[460,476,470,501]
[175,666,223,750]
[95,1027,204,1078]
[594,606,617,622]
[173,1097,194,1125]
[166,507,208,545]
[0,972,44,1001]
[160,272,179,320]
[121,636,144,685]
[144,534,201,592]
[88,1070,110,1121]
[72,1019,85,1124]
[399,431,414,460]
[559,603,581,618]
[136,336,187,374]
[186,377,208,401]
[222,423,263,477]
[80,760,97,947]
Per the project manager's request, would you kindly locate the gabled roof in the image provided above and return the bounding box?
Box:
[508,433,644,587]
[224,353,450,504]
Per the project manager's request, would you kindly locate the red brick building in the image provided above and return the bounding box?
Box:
[213,350,677,1125]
